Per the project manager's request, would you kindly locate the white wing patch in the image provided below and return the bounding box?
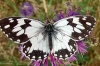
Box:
[86,22,91,26]
[12,27,22,32]
[82,16,87,20]
[29,20,44,27]
[14,19,26,28]
[17,30,24,36]
[56,25,74,37]
[51,34,72,53]
[28,34,50,53]
[54,19,69,26]
[74,28,81,33]
[9,18,14,23]
[76,25,85,29]
[72,17,82,25]
[4,25,10,29]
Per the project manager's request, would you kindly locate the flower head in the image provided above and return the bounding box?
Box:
[76,41,87,53]
[49,53,57,66]
[53,2,79,22]
[43,58,48,66]
[66,2,79,17]
[18,44,25,61]
[67,55,77,63]
[53,10,65,22]
[20,2,33,17]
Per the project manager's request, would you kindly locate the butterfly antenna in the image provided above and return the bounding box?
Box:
[46,18,51,24]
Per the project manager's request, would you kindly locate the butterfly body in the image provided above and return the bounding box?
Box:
[0,15,96,60]
[44,23,54,50]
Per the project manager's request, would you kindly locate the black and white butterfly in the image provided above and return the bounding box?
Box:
[0,15,96,60]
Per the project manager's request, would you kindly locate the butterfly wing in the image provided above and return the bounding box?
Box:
[0,17,50,60]
[52,15,96,60]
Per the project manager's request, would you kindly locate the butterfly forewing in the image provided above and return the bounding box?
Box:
[54,15,96,40]
[52,15,96,60]
[0,17,44,44]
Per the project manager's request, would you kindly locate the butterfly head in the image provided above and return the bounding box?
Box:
[45,23,54,33]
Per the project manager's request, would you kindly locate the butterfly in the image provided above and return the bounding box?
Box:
[0,15,96,60]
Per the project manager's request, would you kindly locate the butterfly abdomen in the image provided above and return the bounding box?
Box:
[48,32,52,50]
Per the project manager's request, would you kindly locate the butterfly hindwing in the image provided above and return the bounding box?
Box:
[51,32,76,60]
[52,15,96,60]
[22,40,48,60]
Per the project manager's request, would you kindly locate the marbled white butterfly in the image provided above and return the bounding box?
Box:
[0,15,96,60]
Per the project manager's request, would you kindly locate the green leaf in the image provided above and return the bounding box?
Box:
[10,56,18,66]
[76,54,83,64]
[77,2,87,8]
[39,12,45,22]
[67,64,71,66]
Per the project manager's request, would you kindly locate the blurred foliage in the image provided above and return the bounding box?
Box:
[0,0,100,66]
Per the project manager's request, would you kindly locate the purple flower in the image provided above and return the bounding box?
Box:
[43,58,48,66]
[49,53,57,66]
[76,41,87,53]
[20,2,33,17]
[18,44,25,60]
[49,53,66,66]
[66,9,74,17]
[66,7,79,17]
[67,55,77,63]
[34,60,42,66]
[53,10,65,22]
[66,2,79,17]
[29,60,36,66]
[56,59,66,66]
[18,44,22,52]
[53,3,79,22]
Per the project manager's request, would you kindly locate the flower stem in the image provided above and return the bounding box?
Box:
[43,0,47,13]
[43,0,48,20]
